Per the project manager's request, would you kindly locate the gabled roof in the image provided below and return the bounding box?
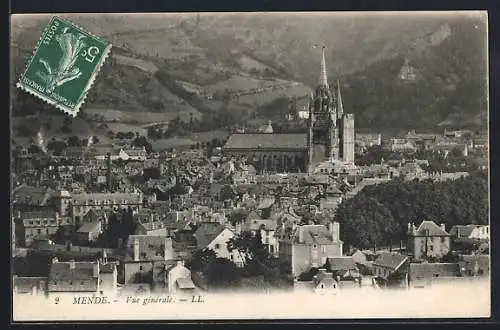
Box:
[449,225,480,238]
[257,197,275,210]
[193,222,225,249]
[77,221,101,233]
[373,252,408,271]
[223,133,308,150]
[414,220,450,237]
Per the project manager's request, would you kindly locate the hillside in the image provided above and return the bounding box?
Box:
[11,12,488,133]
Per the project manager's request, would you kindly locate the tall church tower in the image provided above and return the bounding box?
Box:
[307,46,338,172]
[306,46,355,172]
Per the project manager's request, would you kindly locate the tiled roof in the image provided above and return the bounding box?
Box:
[415,220,450,237]
[223,133,308,150]
[176,277,196,289]
[294,225,338,245]
[77,222,101,233]
[49,261,98,280]
[193,222,225,249]
[13,184,53,206]
[449,225,479,238]
[373,252,408,270]
[326,257,358,272]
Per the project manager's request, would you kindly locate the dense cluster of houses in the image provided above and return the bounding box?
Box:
[12,132,489,297]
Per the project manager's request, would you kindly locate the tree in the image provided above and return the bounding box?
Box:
[205,257,240,288]
[228,208,248,227]
[187,248,217,272]
[132,136,153,153]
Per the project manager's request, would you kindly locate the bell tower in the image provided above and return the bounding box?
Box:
[308,45,338,165]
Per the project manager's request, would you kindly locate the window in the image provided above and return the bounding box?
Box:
[139,266,143,271]
[320,284,324,289]
[214,243,220,249]
[37,229,42,234]
[441,237,446,244]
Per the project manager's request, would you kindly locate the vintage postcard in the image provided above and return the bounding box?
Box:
[10,11,490,321]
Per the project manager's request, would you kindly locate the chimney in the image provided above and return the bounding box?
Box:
[164,238,174,261]
[298,226,304,243]
[407,222,412,234]
[69,260,75,269]
[440,223,446,232]
[133,238,140,261]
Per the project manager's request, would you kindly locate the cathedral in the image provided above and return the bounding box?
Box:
[223,47,355,174]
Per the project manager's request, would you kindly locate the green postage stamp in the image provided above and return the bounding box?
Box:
[16,16,112,117]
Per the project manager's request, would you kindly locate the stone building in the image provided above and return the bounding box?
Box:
[223,46,355,173]
[407,221,451,261]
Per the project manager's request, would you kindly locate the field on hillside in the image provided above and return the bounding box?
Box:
[113,54,159,73]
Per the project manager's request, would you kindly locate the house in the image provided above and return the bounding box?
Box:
[19,211,71,246]
[135,221,168,236]
[241,215,278,257]
[122,235,177,290]
[47,259,100,293]
[325,256,361,282]
[408,262,461,288]
[70,192,143,226]
[118,147,147,161]
[82,209,110,230]
[399,161,427,181]
[450,225,490,242]
[279,222,343,277]
[372,252,409,288]
[407,221,451,261]
[166,260,198,295]
[76,221,103,244]
[350,249,377,275]
[389,138,417,152]
[193,222,244,267]
[12,183,54,210]
[294,268,339,294]
[98,250,118,296]
[13,276,48,296]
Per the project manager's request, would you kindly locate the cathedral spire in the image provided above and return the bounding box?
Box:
[336,79,344,117]
[319,46,329,88]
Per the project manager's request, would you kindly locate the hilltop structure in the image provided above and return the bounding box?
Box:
[223,46,355,174]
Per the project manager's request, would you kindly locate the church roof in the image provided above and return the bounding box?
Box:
[223,133,308,150]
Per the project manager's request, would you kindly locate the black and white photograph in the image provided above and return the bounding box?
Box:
[10,11,490,320]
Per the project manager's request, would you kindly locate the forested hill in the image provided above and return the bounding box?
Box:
[339,19,488,131]
[334,172,489,250]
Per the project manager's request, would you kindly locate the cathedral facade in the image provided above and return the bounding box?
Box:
[223,47,355,174]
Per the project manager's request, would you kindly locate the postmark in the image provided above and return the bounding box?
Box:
[16,16,111,117]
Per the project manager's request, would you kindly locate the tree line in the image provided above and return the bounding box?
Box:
[333,172,489,250]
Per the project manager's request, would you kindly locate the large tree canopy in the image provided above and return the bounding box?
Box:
[334,172,488,249]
